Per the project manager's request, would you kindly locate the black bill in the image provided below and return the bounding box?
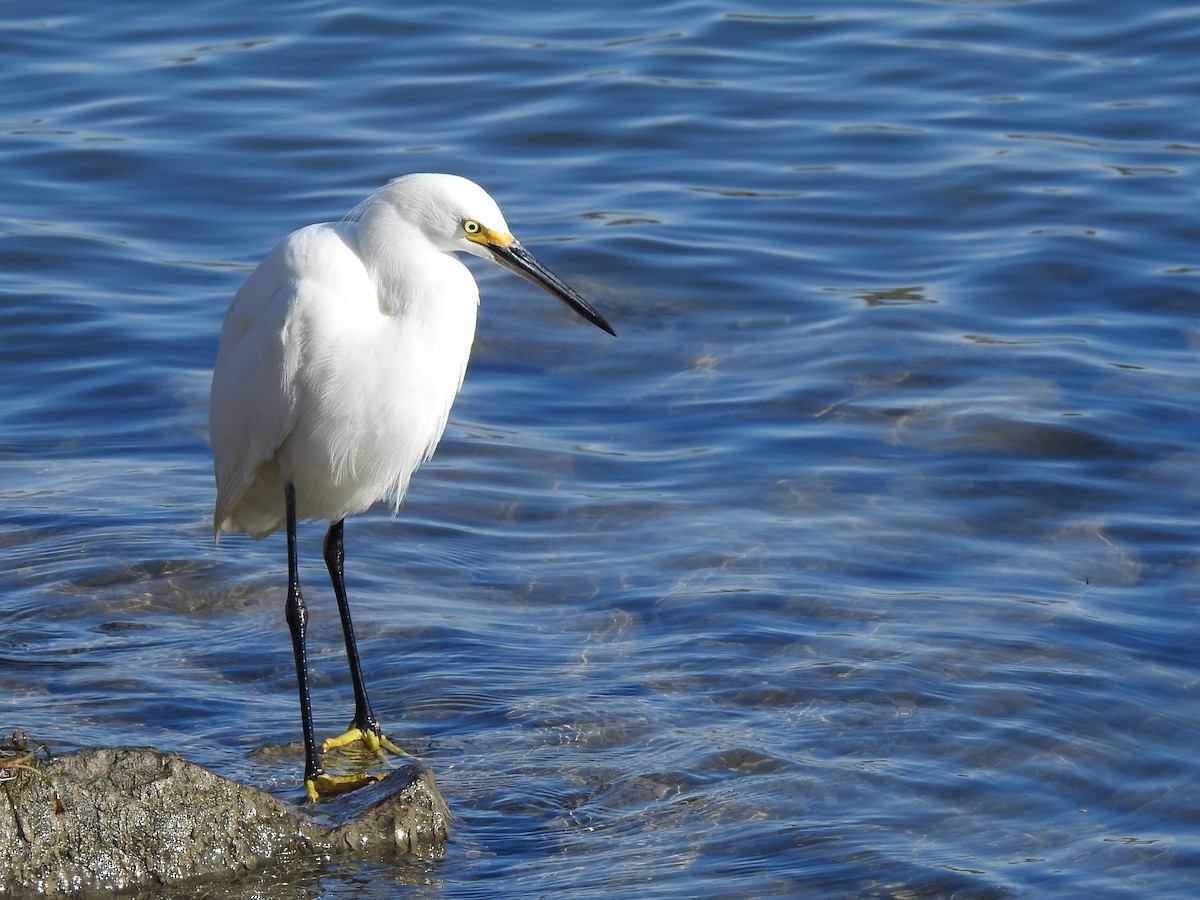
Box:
[489,240,616,336]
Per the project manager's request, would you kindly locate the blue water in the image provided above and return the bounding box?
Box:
[3,1,1199,896]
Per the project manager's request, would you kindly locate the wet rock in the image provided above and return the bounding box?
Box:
[0,746,449,895]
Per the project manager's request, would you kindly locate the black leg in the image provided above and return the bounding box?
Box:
[323,518,382,739]
[284,482,323,794]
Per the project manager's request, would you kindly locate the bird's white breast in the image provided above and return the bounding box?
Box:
[281,229,479,523]
[211,221,480,536]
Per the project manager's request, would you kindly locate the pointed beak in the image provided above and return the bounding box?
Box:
[487,237,616,337]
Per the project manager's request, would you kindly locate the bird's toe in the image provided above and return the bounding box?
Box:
[321,723,408,756]
[306,770,385,802]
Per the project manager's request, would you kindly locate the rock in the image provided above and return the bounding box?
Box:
[0,745,449,895]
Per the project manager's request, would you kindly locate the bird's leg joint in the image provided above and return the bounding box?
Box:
[285,590,307,630]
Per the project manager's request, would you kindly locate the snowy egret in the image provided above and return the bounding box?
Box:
[209,173,614,800]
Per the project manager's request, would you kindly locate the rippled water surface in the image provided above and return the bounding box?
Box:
[3,1,1199,896]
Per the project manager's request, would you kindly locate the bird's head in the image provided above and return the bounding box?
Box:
[368,173,615,336]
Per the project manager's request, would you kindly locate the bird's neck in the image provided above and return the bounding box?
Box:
[356,222,458,318]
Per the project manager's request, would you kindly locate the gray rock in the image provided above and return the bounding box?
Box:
[0,746,449,895]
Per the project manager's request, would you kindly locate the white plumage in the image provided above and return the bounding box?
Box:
[208,173,613,800]
[212,175,499,537]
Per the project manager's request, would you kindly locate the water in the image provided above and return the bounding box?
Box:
[2,1,1199,896]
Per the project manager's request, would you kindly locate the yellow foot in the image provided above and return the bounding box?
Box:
[305,770,387,803]
[320,725,406,756]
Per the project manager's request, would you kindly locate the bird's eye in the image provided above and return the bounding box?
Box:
[463,220,482,235]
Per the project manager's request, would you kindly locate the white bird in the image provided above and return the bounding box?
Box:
[209,173,614,801]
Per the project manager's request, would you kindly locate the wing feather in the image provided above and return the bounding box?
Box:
[208,222,364,538]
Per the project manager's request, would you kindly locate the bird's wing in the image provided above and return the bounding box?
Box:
[209,222,363,536]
